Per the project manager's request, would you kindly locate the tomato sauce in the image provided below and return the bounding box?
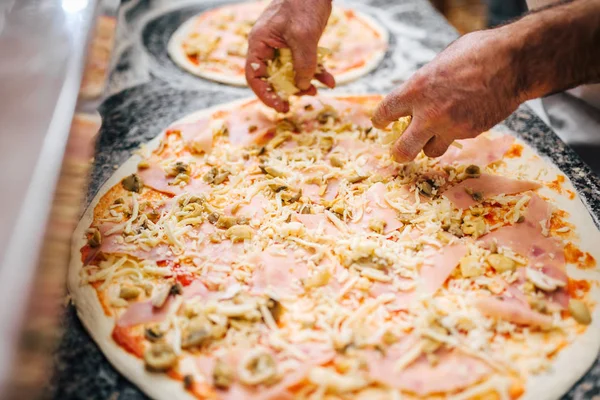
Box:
[112,325,144,358]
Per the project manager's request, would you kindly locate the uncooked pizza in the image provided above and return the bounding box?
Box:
[167,1,388,86]
[70,95,600,400]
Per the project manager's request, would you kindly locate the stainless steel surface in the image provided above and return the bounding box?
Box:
[0,0,99,392]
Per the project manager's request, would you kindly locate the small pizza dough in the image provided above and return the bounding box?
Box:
[167,2,388,86]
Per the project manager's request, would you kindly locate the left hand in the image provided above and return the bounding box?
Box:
[245,0,335,113]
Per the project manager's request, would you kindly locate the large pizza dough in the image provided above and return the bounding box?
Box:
[69,95,600,400]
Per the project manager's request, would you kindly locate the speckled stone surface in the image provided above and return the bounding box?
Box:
[50,0,600,398]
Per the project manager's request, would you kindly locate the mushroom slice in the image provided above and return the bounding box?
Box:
[144,343,177,372]
[213,358,235,389]
[569,299,592,325]
[238,347,279,386]
[525,268,566,292]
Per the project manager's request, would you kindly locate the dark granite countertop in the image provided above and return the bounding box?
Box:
[50,0,600,398]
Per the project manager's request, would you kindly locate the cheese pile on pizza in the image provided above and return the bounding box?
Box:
[168,2,388,86]
[70,95,600,399]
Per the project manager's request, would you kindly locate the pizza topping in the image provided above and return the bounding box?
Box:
[225,225,254,242]
[266,47,330,100]
[226,103,275,145]
[86,228,102,248]
[144,325,164,342]
[439,134,514,166]
[172,119,214,154]
[420,244,468,294]
[151,284,172,309]
[238,348,279,386]
[181,322,213,349]
[568,299,591,325]
[464,164,481,178]
[122,173,143,193]
[381,116,411,145]
[443,174,541,209]
[365,347,492,395]
[203,166,228,184]
[525,267,566,292]
[213,358,235,389]
[459,255,484,278]
[144,343,178,372]
[487,253,516,273]
[474,296,553,329]
[119,286,142,300]
[137,162,210,195]
[308,366,368,393]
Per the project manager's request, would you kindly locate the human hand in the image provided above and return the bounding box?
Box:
[246,0,336,113]
[372,29,525,163]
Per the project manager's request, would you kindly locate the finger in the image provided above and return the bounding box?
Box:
[296,85,317,96]
[246,41,289,113]
[391,122,434,163]
[371,85,413,129]
[287,36,319,91]
[315,69,335,88]
[422,135,452,158]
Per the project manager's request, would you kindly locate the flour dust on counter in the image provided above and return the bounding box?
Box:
[68,94,600,400]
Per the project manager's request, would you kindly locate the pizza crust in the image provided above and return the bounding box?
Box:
[167,3,389,87]
[69,95,600,400]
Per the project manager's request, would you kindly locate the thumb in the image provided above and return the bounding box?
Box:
[371,84,413,129]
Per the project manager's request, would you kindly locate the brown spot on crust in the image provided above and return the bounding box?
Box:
[504,143,523,158]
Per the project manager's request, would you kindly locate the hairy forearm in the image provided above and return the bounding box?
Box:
[504,0,600,101]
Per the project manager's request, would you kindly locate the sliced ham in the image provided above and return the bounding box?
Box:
[137,162,211,196]
[480,195,569,310]
[250,250,309,297]
[183,279,210,300]
[295,213,339,236]
[350,182,402,234]
[369,282,414,311]
[226,101,276,146]
[169,118,213,154]
[420,244,468,295]
[474,296,553,329]
[301,179,339,203]
[116,297,174,327]
[227,194,267,219]
[481,194,566,278]
[364,347,491,396]
[97,223,176,261]
[442,174,541,209]
[294,342,336,365]
[117,280,211,327]
[439,134,514,166]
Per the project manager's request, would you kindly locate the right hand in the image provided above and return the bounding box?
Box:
[246,0,336,113]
